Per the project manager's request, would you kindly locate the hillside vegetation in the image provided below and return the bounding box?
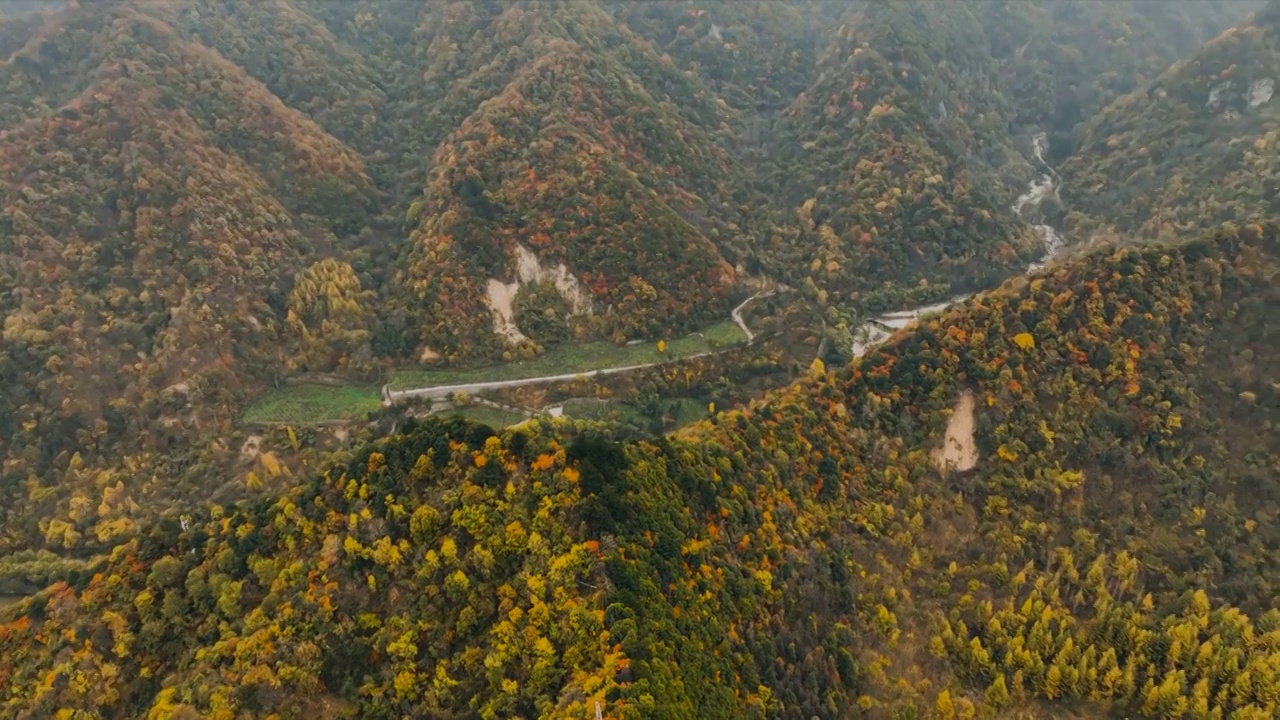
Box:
[3,223,1277,718]
[4,3,1280,716]
[387,1,744,361]
[0,2,376,555]
[0,0,1263,595]
[760,0,1257,308]
[1063,0,1280,239]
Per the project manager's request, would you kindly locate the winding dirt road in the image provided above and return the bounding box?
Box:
[731,290,775,343]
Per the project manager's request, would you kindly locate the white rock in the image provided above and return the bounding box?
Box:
[1249,78,1274,107]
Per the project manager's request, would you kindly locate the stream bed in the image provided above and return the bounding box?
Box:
[850,131,1066,356]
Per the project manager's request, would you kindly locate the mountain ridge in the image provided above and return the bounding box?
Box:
[0,1,376,554]
[1062,1,1280,240]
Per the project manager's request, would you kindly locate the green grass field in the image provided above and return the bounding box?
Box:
[390,320,745,389]
[242,384,383,424]
[243,320,747,426]
[446,405,531,429]
[559,398,648,426]
[667,397,711,426]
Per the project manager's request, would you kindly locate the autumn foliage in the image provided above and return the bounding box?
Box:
[4,223,1278,717]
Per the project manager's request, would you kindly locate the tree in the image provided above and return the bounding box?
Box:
[286,259,375,373]
[936,689,956,719]
[985,674,1010,708]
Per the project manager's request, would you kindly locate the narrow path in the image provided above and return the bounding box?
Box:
[731,290,775,344]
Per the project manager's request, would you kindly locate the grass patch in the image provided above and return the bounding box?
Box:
[447,405,530,429]
[391,320,745,390]
[243,384,382,424]
[559,398,648,426]
[557,396,709,430]
[668,397,711,427]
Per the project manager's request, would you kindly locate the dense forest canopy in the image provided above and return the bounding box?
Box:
[2,0,1279,717]
[3,222,1278,718]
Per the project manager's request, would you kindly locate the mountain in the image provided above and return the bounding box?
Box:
[0,0,1261,560]
[2,222,1277,717]
[4,4,1280,715]
[0,2,376,553]
[384,0,747,361]
[133,0,389,164]
[767,0,1041,304]
[614,1,832,116]
[757,0,1256,310]
[1061,1,1280,240]
[979,0,1264,159]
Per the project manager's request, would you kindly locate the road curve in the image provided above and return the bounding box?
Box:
[731,290,775,343]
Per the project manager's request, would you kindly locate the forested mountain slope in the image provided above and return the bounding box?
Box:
[761,0,1256,307]
[4,8,1280,710]
[131,0,752,361]
[983,0,1263,159]
[0,3,376,554]
[3,223,1277,718]
[383,0,748,361]
[134,0,389,168]
[614,1,833,116]
[769,0,1042,301]
[1062,0,1280,240]
[0,0,748,558]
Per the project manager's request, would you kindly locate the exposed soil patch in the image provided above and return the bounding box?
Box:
[514,244,591,315]
[239,434,263,462]
[487,244,593,346]
[932,390,978,472]
[486,277,529,345]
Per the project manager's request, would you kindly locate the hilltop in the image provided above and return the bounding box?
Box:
[385,0,745,362]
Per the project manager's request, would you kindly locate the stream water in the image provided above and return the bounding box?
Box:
[850,131,1066,357]
[1018,132,1065,272]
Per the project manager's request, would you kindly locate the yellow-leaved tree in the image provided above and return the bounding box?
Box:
[286,258,375,373]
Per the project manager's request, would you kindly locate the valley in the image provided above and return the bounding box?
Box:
[1,1,1278,718]
[268,133,1070,431]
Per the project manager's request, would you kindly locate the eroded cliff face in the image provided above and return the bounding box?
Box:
[486,244,594,346]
